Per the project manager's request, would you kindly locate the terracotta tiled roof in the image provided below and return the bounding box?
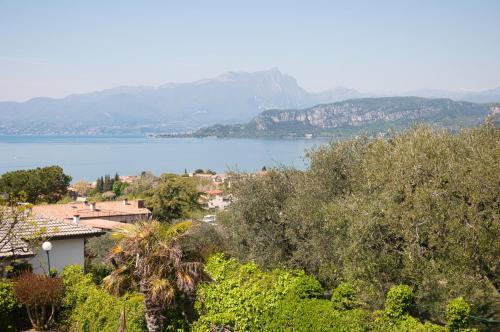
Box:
[32,200,150,220]
[0,216,104,258]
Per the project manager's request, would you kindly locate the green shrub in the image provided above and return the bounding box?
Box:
[373,285,444,332]
[264,299,372,332]
[0,279,28,331]
[446,297,472,331]
[86,262,111,285]
[331,282,357,310]
[60,265,146,332]
[373,310,445,331]
[193,254,372,331]
[385,285,414,319]
[49,267,58,277]
[5,260,32,278]
[60,265,94,309]
[69,290,145,332]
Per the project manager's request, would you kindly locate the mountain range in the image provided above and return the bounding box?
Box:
[0,68,498,135]
[193,97,496,138]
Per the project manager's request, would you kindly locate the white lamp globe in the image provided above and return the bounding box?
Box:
[42,241,52,251]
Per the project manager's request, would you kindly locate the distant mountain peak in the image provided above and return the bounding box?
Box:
[1,68,498,136]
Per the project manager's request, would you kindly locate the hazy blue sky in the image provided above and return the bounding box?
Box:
[1,0,499,101]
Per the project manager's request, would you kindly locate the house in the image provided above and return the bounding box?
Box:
[206,195,231,210]
[32,199,151,231]
[203,190,231,210]
[0,216,104,275]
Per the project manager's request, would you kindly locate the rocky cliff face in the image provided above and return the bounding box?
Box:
[194,97,492,138]
[252,97,489,131]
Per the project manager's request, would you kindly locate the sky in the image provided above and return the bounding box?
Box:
[1,0,500,101]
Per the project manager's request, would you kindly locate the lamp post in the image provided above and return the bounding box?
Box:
[42,241,52,276]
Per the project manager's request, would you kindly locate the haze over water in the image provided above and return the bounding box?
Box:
[0,136,328,181]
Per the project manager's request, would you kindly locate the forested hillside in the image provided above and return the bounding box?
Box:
[195,97,492,138]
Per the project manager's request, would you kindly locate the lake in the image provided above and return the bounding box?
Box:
[0,136,330,181]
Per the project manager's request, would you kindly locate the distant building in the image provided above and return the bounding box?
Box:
[119,175,138,184]
[212,173,230,187]
[203,189,231,210]
[205,189,224,196]
[32,199,151,230]
[0,216,103,275]
[201,214,216,224]
[194,173,213,180]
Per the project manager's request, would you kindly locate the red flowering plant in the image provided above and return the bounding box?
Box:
[12,272,64,330]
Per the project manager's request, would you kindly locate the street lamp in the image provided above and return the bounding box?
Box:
[42,241,52,276]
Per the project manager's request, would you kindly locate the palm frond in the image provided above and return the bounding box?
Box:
[161,221,192,239]
[111,244,124,255]
[176,271,195,292]
[110,222,140,240]
[103,270,131,295]
[150,278,175,305]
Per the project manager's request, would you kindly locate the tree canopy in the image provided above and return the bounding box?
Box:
[0,166,71,203]
[220,124,500,322]
[143,174,201,222]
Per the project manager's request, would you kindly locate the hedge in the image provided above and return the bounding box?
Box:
[60,265,146,332]
[192,255,477,332]
[193,254,372,331]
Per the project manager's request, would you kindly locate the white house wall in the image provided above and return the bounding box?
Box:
[28,238,85,274]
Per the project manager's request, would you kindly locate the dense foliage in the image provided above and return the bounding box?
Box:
[0,166,71,203]
[124,171,158,197]
[446,297,472,332]
[4,259,473,332]
[220,124,500,324]
[60,265,146,332]
[94,173,120,193]
[194,254,453,331]
[0,279,28,331]
[142,174,202,221]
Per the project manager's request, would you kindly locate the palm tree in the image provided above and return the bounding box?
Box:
[103,220,207,332]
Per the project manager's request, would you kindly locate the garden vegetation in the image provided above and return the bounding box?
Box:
[0,124,497,331]
[220,124,499,328]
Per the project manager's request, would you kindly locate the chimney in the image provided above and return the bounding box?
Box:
[123,198,128,205]
[90,202,96,211]
[73,214,80,225]
[136,199,144,209]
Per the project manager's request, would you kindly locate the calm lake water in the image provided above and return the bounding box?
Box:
[0,136,330,181]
